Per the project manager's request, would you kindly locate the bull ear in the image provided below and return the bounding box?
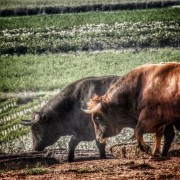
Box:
[34,113,40,122]
[42,113,49,123]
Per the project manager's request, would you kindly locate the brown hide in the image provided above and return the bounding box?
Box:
[87,62,180,156]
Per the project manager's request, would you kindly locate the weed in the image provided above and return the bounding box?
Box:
[25,162,48,175]
[25,167,48,175]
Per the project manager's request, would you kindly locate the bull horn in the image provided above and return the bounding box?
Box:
[81,103,102,114]
[20,120,33,126]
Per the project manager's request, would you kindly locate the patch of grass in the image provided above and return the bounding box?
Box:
[0,8,179,30]
[24,162,48,175]
[0,170,6,174]
[25,167,48,175]
[0,48,179,92]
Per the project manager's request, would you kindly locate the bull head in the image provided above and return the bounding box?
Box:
[20,113,40,126]
[81,103,102,114]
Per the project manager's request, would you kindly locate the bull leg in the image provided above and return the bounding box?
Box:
[68,136,80,162]
[96,140,106,159]
[135,108,161,156]
[153,126,164,156]
[174,121,180,131]
[134,126,152,155]
[162,123,175,156]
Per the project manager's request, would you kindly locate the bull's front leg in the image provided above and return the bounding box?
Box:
[68,136,80,162]
[135,108,155,155]
[152,126,164,157]
[134,126,152,155]
[96,140,106,159]
[135,107,166,156]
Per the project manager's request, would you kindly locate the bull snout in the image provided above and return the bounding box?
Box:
[33,144,45,151]
[96,137,107,144]
[96,132,107,144]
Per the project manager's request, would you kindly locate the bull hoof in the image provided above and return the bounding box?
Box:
[68,158,74,162]
[68,155,75,162]
[100,154,106,159]
[152,151,161,157]
[149,156,169,161]
[161,152,168,157]
[146,146,152,155]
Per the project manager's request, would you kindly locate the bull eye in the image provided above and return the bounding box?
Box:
[33,125,38,131]
[94,116,101,123]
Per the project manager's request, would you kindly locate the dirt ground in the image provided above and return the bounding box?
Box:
[0,143,179,180]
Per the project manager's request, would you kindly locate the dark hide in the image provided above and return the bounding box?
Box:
[26,75,120,161]
[162,121,180,156]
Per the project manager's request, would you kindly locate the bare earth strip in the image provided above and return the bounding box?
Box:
[0,143,179,179]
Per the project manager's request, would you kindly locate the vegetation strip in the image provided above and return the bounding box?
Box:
[0,1,179,17]
[0,0,178,9]
[0,21,179,55]
[1,8,179,30]
[0,128,29,145]
[0,96,47,120]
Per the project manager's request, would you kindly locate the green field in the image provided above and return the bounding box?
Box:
[0,2,180,152]
[1,48,179,92]
[0,0,177,9]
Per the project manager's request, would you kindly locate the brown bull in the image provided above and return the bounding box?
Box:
[82,62,180,156]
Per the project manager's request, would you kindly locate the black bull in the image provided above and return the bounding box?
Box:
[20,76,119,161]
[21,76,179,161]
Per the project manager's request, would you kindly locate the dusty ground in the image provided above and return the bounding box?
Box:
[0,143,179,180]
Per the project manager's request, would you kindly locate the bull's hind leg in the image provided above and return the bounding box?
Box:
[162,123,175,156]
[68,136,80,162]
